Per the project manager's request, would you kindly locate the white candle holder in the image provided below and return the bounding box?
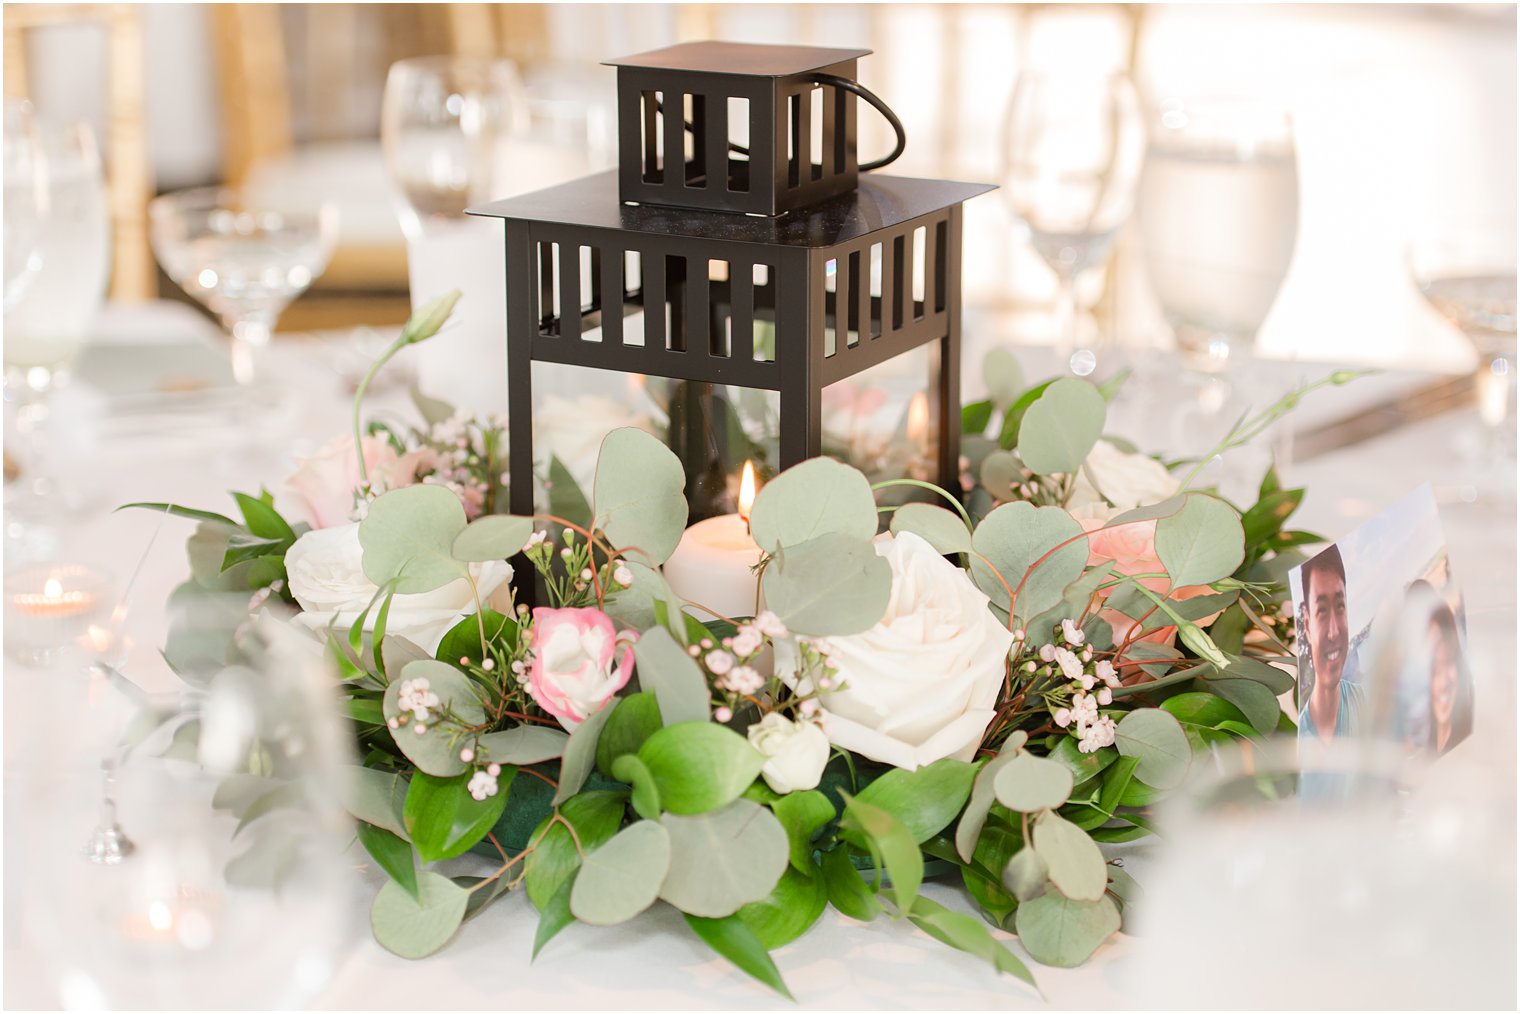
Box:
[4,563,112,665]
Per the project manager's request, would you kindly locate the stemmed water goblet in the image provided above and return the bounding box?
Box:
[3,100,45,312]
[148,187,337,388]
[1001,69,1145,377]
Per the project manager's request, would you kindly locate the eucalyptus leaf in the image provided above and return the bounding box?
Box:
[382,660,486,777]
[889,502,972,555]
[1204,677,1281,736]
[992,752,1075,813]
[602,561,684,632]
[1220,654,1296,695]
[592,428,688,566]
[980,449,1023,500]
[1002,846,1048,902]
[747,456,878,554]
[761,532,891,636]
[970,501,1088,623]
[552,700,618,805]
[1032,811,1107,902]
[1017,378,1107,476]
[451,515,534,563]
[632,626,710,726]
[637,722,765,815]
[1114,708,1191,790]
[359,485,469,593]
[660,799,789,917]
[370,871,469,959]
[475,725,569,765]
[569,820,671,926]
[343,766,409,840]
[1013,890,1120,968]
[956,753,1016,862]
[1154,493,1246,589]
[524,790,628,911]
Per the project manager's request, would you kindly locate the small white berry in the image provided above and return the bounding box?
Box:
[482,658,495,672]
[487,763,501,777]
[714,706,733,723]
[460,747,475,763]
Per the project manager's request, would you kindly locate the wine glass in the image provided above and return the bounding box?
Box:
[3,120,111,551]
[148,187,337,387]
[16,612,358,1008]
[1409,222,1517,467]
[1137,96,1300,374]
[1001,69,1145,377]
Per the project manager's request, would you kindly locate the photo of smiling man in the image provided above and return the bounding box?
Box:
[1295,544,1367,742]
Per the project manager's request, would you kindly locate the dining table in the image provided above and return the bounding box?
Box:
[3,300,1514,1009]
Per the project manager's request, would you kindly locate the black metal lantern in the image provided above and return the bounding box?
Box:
[470,41,992,523]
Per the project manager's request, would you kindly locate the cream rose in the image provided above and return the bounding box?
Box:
[777,532,1016,771]
[284,523,512,654]
[746,713,830,793]
[281,434,430,529]
[536,394,659,497]
[1069,440,1179,511]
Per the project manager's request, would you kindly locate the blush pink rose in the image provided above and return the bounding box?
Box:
[1074,507,1218,674]
[281,435,428,529]
[527,607,637,729]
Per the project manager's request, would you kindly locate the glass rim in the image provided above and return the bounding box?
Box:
[386,53,521,80]
[147,186,338,224]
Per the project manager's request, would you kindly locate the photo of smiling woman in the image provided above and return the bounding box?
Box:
[1296,544,1367,743]
[1420,584,1474,754]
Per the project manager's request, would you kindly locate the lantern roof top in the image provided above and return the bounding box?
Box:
[602,41,871,77]
[469,170,994,249]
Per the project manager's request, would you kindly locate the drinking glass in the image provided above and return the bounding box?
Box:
[1001,70,1145,377]
[3,120,111,549]
[381,55,525,242]
[16,612,358,1008]
[148,187,337,386]
[1409,223,1517,465]
[1137,96,1300,373]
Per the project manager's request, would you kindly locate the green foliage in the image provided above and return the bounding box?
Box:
[660,799,790,917]
[382,660,485,777]
[1031,811,1107,902]
[592,428,689,567]
[568,820,671,926]
[552,701,617,805]
[1016,378,1107,476]
[888,502,973,555]
[971,501,1088,623]
[851,757,979,843]
[344,766,410,839]
[451,514,534,562]
[992,752,1075,813]
[760,532,892,636]
[770,790,836,872]
[611,753,661,821]
[747,456,878,554]
[401,289,462,345]
[1114,708,1192,790]
[998,380,1054,450]
[595,692,664,776]
[547,456,593,530]
[637,722,765,815]
[1013,890,1121,968]
[632,626,710,726]
[475,725,569,765]
[839,795,922,912]
[962,399,994,436]
[1002,846,1048,902]
[684,913,795,1000]
[357,822,417,900]
[523,790,628,911]
[820,844,882,921]
[1154,493,1246,589]
[956,752,1015,862]
[370,872,468,959]
[601,561,683,631]
[738,866,828,949]
[531,875,577,959]
[983,346,1025,409]
[404,769,515,862]
[359,485,469,593]
[908,895,1038,991]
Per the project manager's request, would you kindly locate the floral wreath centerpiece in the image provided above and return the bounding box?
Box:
[130,293,1363,998]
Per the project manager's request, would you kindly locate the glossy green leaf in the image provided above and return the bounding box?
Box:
[359,485,469,593]
[119,501,238,528]
[569,820,671,926]
[821,845,882,922]
[1032,810,1107,902]
[761,532,892,637]
[358,822,418,900]
[451,514,534,562]
[523,790,628,911]
[531,874,577,959]
[595,692,664,776]
[1205,677,1281,735]
[632,626,710,726]
[370,871,468,959]
[684,913,794,1000]
[232,491,297,541]
[840,795,922,912]
[770,790,836,873]
[908,894,1038,990]
[592,427,688,566]
[1114,708,1191,790]
[661,799,789,917]
[1017,378,1107,476]
[738,865,828,949]
[1013,890,1120,968]
[403,769,514,862]
[889,502,972,555]
[852,757,979,843]
[1046,739,1117,786]
[1154,493,1245,589]
[971,500,1088,623]
[611,753,661,821]
[637,722,765,815]
[747,456,877,554]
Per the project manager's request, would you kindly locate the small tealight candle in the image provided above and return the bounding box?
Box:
[5,563,111,665]
[663,462,764,622]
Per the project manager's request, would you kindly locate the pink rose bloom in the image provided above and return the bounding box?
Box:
[527,607,638,729]
[1074,507,1218,674]
[281,435,428,529]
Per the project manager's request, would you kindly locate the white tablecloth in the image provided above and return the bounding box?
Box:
[4,305,1515,1009]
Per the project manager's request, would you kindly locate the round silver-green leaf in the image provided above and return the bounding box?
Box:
[1017,378,1107,476]
[451,514,535,562]
[359,485,469,593]
[889,502,972,555]
[1013,891,1121,968]
[761,532,891,636]
[1032,810,1107,902]
[970,500,1088,623]
[660,799,789,917]
[747,457,877,554]
[992,751,1075,813]
[475,724,569,765]
[569,820,672,926]
[592,427,688,566]
[1114,708,1191,790]
[371,871,468,959]
[382,660,486,777]
[1002,846,1049,902]
[1154,493,1245,589]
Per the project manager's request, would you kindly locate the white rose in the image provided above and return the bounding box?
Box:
[536,394,659,497]
[777,532,1016,771]
[746,713,830,794]
[284,523,512,655]
[1069,439,1179,511]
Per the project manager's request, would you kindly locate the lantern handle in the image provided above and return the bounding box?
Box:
[657,76,907,174]
[809,74,906,173]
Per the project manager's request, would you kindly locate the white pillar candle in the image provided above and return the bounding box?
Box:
[408,217,509,419]
[662,463,763,622]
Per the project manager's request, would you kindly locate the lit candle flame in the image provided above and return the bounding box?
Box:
[738,461,758,523]
[907,391,930,447]
[42,578,63,599]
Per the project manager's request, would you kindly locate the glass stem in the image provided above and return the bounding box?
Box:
[1054,275,1079,368]
[11,370,55,495]
[228,317,274,387]
[1476,354,1514,461]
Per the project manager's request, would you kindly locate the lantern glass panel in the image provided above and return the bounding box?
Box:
[820,342,938,494]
